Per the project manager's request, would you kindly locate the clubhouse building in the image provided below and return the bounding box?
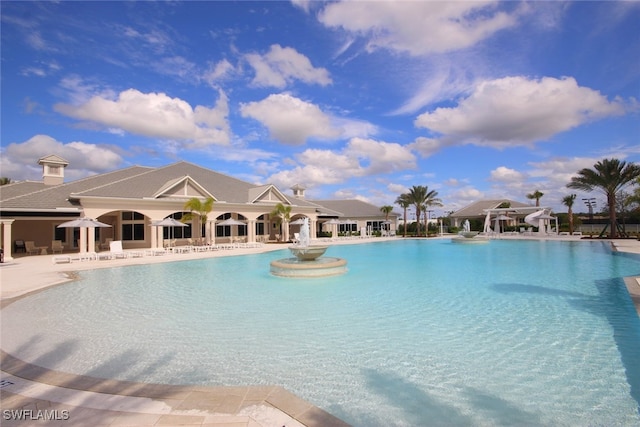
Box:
[0,155,398,261]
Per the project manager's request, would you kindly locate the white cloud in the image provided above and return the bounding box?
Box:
[269,165,349,188]
[332,117,378,140]
[489,166,526,183]
[54,88,231,147]
[290,0,312,14]
[57,75,116,105]
[387,183,410,195]
[244,44,332,88]
[408,136,447,158]
[203,59,236,86]
[151,56,198,79]
[415,76,626,147]
[1,134,124,181]
[345,138,416,174]
[239,93,341,145]
[318,1,518,56]
[267,137,416,189]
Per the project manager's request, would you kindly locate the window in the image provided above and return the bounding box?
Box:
[48,165,61,175]
[54,226,66,243]
[121,211,145,241]
[162,213,192,239]
[367,221,383,231]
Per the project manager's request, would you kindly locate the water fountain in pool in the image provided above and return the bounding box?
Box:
[270,217,347,277]
[451,219,489,244]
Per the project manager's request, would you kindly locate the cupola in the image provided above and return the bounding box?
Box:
[38,154,69,185]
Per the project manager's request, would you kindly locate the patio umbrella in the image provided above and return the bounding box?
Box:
[57,217,111,253]
[152,217,188,243]
[217,218,247,226]
[324,218,341,225]
[57,217,111,228]
[217,217,247,241]
[152,217,188,227]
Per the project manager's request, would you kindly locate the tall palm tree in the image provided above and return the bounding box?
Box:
[380,205,393,236]
[406,185,442,237]
[182,197,215,243]
[270,202,291,241]
[422,189,443,235]
[526,190,544,207]
[567,158,640,238]
[562,194,577,235]
[407,186,427,237]
[395,193,411,237]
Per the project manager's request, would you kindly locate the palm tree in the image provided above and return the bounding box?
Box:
[526,190,544,207]
[395,193,411,237]
[0,177,11,186]
[422,189,443,235]
[406,185,442,237]
[567,158,640,238]
[380,205,393,236]
[182,197,214,244]
[562,194,577,235]
[270,202,291,241]
[407,186,427,237]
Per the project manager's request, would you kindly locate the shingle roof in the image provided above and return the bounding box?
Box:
[310,199,399,218]
[450,199,533,218]
[1,161,399,223]
[72,161,260,203]
[1,166,152,210]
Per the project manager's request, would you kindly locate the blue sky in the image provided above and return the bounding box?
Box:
[1,1,639,215]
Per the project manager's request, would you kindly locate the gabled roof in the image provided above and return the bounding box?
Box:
[310,199,399,218]
[152,176,216,200]
[247,184,291,204]
[71,162,256,202]
[451,199,533,218]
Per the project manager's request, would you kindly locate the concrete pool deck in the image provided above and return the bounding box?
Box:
[2,235,640,426]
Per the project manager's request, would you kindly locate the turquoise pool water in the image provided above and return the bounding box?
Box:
[3,239,640,426]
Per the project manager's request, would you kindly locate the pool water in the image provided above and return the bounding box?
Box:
[3,239,640,426]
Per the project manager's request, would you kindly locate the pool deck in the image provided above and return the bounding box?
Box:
[2,235,640,426]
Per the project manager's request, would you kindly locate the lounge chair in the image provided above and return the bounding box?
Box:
[51,240,64,254]
[99,240,128,260]
[14,240,26,253]
[25,241,47,255]
[99,238,113,251]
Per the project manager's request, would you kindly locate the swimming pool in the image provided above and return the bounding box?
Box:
[2,239,640,426]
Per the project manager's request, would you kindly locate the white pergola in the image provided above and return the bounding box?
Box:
[482,206,558,235]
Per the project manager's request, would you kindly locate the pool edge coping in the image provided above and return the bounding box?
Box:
[0,350,350,427]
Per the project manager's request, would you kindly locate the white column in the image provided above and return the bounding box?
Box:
[248,220,255,243]
[150,224,157,249]
[1,219,15,261]
[88,228,96,253]
[79,227,87,253]
[159,226,165,248]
